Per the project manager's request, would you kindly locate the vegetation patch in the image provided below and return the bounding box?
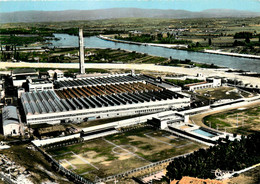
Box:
[203,106,260,135]
[166,133,260,180]
[195,87,242,100]
[165,78,204,88]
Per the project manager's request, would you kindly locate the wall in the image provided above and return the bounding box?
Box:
[3,123,20,136]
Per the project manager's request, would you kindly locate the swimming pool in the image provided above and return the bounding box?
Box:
[192,129,215,138]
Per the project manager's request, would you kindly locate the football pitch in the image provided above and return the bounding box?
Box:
[46,127,204,181]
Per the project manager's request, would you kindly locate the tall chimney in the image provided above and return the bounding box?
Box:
[79,28,85,74]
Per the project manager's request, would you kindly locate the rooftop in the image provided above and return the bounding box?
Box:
[54,74,148,89]
[21,84,184,116]
[21,74,185,116]
[12,68,37,75]
[184,81,208,87]
[29,78,52,84]
[2,106,19,125]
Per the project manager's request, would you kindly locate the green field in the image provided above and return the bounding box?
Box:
[195,87,243,101]
[46,127,204,181]
[204,106,260,135]
[0,47,167,65]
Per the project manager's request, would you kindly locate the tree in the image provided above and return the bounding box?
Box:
[196,42,201,47]
[233,40,238,46]
[234,32,253,39]
[208,38,212,46]
[166,132,260,181]
[245,37,250,43]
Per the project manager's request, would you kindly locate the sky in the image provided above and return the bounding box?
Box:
[0,0,260,13]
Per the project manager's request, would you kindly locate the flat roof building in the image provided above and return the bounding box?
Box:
[184,77,222,91]
[27,79,54,92]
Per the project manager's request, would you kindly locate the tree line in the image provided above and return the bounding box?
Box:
[115,33,192,44]
[166,132,260,180]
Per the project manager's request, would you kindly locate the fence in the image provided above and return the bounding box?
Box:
[95,151,193,183]
[32,142,94,184]
[43,138,84,150]
[0,172,16,184]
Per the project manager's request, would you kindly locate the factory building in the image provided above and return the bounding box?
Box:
[2,106,21,136]
[11,68,38,87]
[20,74,190,125]
[26,79,54,92]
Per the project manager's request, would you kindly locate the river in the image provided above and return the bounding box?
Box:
[49,34,260,73]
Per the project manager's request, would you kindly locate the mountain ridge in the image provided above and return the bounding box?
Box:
[1,8,260,23]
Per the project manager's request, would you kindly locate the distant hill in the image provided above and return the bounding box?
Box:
[1,8,260,23]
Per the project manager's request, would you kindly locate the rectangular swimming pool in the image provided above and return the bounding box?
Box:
[192,129,215,138]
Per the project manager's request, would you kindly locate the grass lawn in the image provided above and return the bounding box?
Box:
[203,106,260,135]
[195,86,242,101]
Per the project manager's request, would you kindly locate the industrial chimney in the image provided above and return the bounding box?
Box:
[79,28,85,74]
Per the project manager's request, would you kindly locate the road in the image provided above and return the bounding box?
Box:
[1,62,260,86]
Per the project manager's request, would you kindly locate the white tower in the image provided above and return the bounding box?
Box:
[79,28,85,74]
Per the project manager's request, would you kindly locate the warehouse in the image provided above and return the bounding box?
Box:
[2,106,21,136]
[12,68,38,87]
[21,74,190,125]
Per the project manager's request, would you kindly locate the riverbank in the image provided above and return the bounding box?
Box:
[204,49,260,59]
[99,35,260,60]
[45,34,260,72]
[98,35,188,49]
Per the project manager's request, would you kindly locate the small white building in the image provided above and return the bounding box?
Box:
[185,81,213,91]
[211,78,222,87]
[185,78,222,91]
[47,70,55,79]
[2,106,21,136]
[47,69,64,79]
[54,70,64,80]
[27,79,53,92]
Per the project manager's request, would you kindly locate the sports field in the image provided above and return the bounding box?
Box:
[204,106,260,135]
[46,127,204,181]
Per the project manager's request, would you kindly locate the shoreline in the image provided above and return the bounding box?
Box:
[97,35,188,49]
[98,35,260,60]
[204,49,260,59]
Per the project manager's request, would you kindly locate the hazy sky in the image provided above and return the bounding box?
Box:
[0,0,260,13]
